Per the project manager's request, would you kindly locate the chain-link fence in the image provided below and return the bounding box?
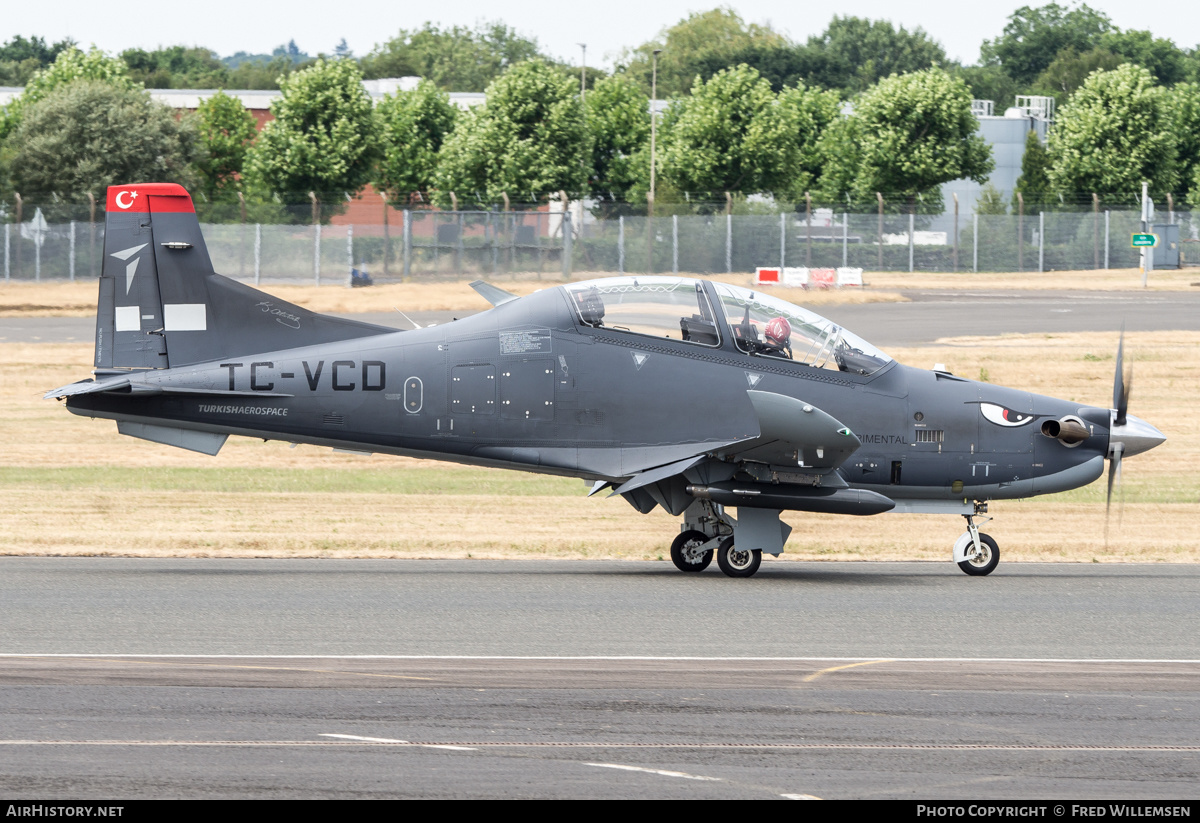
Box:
[3,203,1197,284]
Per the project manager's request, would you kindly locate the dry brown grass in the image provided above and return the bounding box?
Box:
[3,331,1198,562]
[0,277,905,317]
[5,266,1198,319]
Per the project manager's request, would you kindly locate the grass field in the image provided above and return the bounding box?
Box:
[3,326,1197,563]
[4,267,1197,318]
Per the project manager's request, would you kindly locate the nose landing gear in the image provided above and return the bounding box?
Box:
[953,503,999,576]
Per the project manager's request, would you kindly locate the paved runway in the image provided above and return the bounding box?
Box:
[2,560,1198,798]
[5,288,1200,347]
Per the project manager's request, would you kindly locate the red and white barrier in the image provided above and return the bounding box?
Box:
[756,266,863,289]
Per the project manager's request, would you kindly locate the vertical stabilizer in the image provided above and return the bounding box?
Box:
[94,183,394,371]
[96,184,197,369]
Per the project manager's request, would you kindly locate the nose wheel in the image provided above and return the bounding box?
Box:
[954,506,999,576]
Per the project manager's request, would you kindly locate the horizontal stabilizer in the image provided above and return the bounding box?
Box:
[116,421,227,455]
[46,376,293,400]
[470,280,519,306]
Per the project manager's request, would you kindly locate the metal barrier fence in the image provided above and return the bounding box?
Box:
[3,209,1195,283]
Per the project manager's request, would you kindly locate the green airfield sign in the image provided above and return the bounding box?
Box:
[1131,233,1159,248]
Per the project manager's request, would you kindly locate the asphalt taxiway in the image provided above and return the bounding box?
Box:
[2,560,1197,798]
[4,288,1200,347]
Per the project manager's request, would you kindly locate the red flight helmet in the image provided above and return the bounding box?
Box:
[765,316,791,347]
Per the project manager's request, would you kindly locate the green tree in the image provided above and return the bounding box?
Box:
[952,64,1019,113]
[1168,83,1200,204]
[0,35,74,85]
[797,16,949,97]
[585,74,650,200]
[976,182,1009,214]
[840,68,994,213]
[0,46,139,141]
[1033,47,1122,106]
[617,8,789,98]
[1012,130,1053,210]
[434,60,587,207]
[372,80,457,201]
[1100,30,1188,85]
[777,82,843,196]
[361,22,542,92]
[1047,63,1178,202]
[246,58,380,206]
[980,2,1114,86]
[658,65,801,202]
[5,80,197,198]
[121,46,228,88]
[193,89,258,201]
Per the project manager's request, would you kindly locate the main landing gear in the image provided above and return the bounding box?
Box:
[670,500,767,578]
[953,503,1000,576]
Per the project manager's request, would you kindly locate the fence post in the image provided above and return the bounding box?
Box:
[805,191,812,267]
[456,210,464,273]
[314,223,321,285]
[908,212,914,273]
[952,193,959,272]
[403,210,412,282]
[489,211,498,275]
[779,211,786,269]
[842,212,848,267]
[347,224,354,284]
[618,216,625,274]
[726,213,732,274]
[3,224,8,281]
[1017,192,1025,272]
[254,224,261,285]
[381,193,390,277]
[1104,210,1110,270]
[1038,211,1044,273]
[673,214,679,275]
[562,211,572,279]
[876,193,883,271]
[14,193,22,279]
[69,221,76,281]
[88,192,97,277]
[973,213,978,273]
[1092,193,1100,270]
[1168,193,1174,225]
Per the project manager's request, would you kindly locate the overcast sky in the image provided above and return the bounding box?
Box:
[5,0,1198,69]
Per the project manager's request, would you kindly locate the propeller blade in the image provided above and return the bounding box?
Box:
[1105,443,1124,517]
[1104,442,1124,546]
[1113,330,1130,426]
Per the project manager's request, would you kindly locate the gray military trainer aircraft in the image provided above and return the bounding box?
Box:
[48,183,1165,577]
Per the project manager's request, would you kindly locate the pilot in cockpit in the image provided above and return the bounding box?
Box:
[761,316,793,359]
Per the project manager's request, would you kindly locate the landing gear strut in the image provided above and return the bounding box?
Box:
[953,503,999,576]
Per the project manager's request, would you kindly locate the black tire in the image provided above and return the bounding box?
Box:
[957,533,999,576]
[670,530,713,572]
[716,537,762,578]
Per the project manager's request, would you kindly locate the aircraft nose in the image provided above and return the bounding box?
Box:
[1109,414,1166,458]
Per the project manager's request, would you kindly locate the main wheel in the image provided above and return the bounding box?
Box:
[957,533,999,576]
[716,537,762,578]
[670,530,713,572]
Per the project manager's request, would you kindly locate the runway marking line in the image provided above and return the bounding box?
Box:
[1,741,1197,752]
[1,655,435,682]
[803,659,894,682]
[584,763,721,781]
[4,655,1200,663]
[321,733,475,751]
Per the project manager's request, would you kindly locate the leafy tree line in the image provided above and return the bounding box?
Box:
[4,13,1200,220]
